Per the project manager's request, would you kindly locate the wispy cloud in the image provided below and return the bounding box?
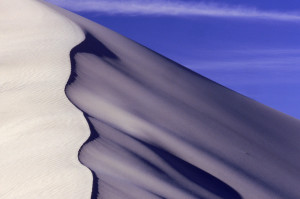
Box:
[188,55,300,85]
[192,57,300,70]
[45,0,300,21]
[186,49,300,70]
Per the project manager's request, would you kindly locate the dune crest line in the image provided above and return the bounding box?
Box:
[47,2,300,199]
[2,0,300,198]
[0,0,92,198]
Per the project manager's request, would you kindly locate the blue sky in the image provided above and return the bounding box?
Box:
[46,0,300,119]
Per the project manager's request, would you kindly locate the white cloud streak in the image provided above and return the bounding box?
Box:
[45,0,300,21]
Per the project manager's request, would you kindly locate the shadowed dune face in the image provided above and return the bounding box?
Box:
[66,29,242,199]
[82,116,243,199]
[68,32,118,87]
[41,2,300,199]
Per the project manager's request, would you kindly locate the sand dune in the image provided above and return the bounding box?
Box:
[1,0,300,198]
[0,0,92,198]
[46,2,300,199]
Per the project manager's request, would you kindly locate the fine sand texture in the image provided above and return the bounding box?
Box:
[1,0,300,199]
[0,0,92,198]
[47,2,300,199]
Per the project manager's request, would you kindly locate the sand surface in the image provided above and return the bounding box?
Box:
[1,0,300,199]
[0,0,92,198]
[48,3,300,199]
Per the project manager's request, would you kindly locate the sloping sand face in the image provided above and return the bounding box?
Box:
[0,0,92,198]
[2,0,300,198]
[47,3,300,199]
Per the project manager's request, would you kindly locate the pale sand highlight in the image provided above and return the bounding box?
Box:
[0,0,92,198]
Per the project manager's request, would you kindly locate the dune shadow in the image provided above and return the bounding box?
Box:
[144,142,243,199]
[80,115,243,199]
[68,32,118,199]
[77,115,100,199]
[68,32,118,86]
[68,32,242,199]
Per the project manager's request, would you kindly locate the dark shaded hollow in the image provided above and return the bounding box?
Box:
[67,32,118,199]
[78,114,100,199]
[143,141,243,199]
[67,31,243,199]
[68,32,118,86]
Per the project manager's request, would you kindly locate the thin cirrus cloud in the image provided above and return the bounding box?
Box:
[187,51,300,73]
[45,0,300,21]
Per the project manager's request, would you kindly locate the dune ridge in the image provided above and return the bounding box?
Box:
[2,0,300,198]
[0,0,92,198]
[44,2,300,199]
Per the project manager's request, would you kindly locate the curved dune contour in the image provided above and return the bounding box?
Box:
[2,0,300,199]
[0,0,92,198]
[44,2,300,199]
